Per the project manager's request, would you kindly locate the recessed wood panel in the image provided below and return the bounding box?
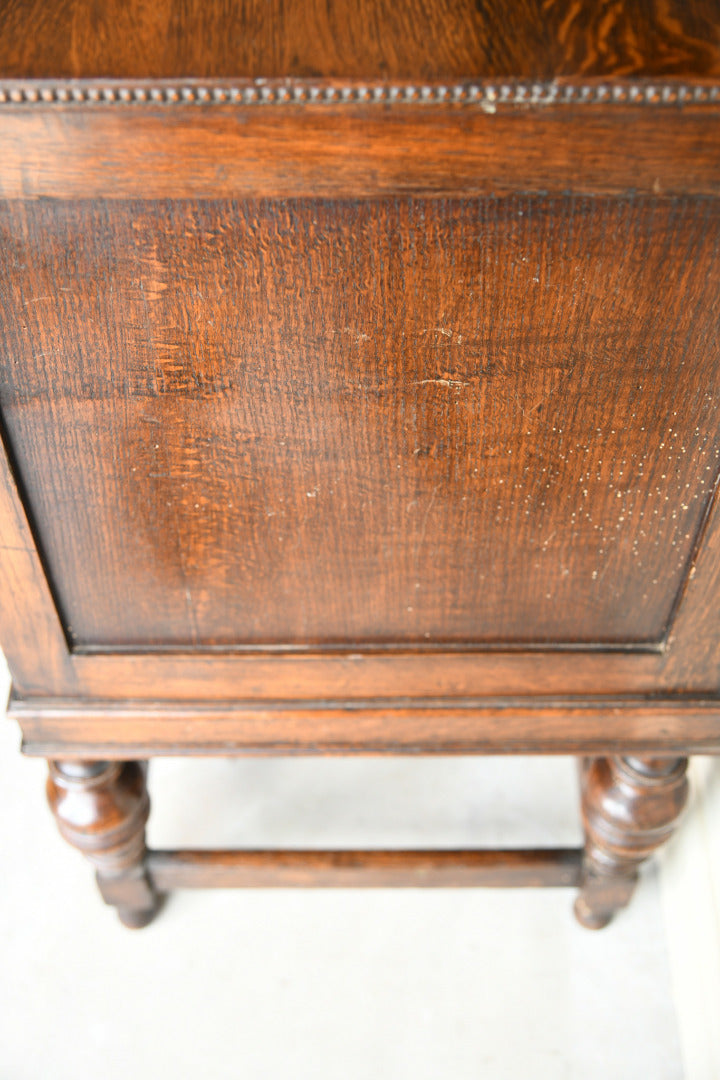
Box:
[0,195,718,648]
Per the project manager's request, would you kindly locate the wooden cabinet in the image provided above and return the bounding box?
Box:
[1,1,719,927]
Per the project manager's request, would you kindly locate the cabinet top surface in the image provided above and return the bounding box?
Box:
[1,0,719,82]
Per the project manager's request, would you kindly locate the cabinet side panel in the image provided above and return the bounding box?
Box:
[0,195,719,650]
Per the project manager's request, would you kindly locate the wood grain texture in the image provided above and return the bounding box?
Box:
[0,423,73,695]
[1,104,720,202]
[664,481,720,690]
[13,697,720,757]
[2,0,720,928]
[0,0,719,80]
[63,650,671,700]
[146,848,583,889]
[2,196,718,652]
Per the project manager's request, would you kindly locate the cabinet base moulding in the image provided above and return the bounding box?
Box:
[11,695,720,758]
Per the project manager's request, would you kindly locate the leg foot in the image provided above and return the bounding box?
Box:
[575,755,689,929]
[47,760,160,928]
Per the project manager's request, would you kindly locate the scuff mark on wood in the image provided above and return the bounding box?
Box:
[415,378,469,388]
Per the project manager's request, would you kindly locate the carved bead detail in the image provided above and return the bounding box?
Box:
[0,79,718,109]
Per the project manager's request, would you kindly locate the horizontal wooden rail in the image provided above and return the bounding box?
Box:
[146,848,583,890]
[15,696,720,758]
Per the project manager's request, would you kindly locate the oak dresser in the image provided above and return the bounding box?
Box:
[1,0,720,928]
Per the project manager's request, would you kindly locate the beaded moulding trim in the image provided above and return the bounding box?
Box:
[0,78,719,108]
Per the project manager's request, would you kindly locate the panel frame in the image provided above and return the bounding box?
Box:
[1,83,720,203]
[1,78,720,753]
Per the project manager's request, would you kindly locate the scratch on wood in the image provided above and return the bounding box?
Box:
[415,378,469,388]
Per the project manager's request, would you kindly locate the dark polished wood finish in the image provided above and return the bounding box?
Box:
[47,760,160,928]
[1,1,720,927]
[148,848,583,890]
[2,195,718,651]
[0,0,719,81]
[575,756,689,928]
[2,101,720,203]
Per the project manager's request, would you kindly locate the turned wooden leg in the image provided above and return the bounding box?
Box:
[574,755,689,929]
[47,760,160,929]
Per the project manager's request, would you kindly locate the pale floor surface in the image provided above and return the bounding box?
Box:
[0,652,713,1080]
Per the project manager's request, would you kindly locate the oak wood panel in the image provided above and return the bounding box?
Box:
[13,696,720,758]
[2,103,720,201]
[0,427,73,695]
[146,848,583,889]
[1,195,718,653]
[0,0,719,80]
[664,482,720,690]
[47,759,159,927]
[68,650,669,701]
